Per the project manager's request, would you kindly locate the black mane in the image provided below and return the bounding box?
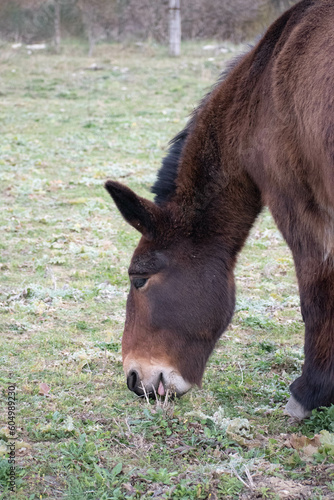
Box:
[151,122,193,206]
[151,55,245,206]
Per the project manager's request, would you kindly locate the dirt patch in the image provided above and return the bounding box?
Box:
[254,477,311,499]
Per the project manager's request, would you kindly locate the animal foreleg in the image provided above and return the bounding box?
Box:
[287,258,334,418]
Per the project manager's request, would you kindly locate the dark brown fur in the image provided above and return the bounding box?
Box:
[106,0,334,411]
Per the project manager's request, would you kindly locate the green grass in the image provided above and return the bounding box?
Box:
[1,39,334,499]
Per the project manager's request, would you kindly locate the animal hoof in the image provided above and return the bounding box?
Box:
[284,396,312,420]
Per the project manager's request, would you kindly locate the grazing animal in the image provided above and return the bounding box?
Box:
[106,0,334,419]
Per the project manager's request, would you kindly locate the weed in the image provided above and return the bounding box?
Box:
[300,405,334,434]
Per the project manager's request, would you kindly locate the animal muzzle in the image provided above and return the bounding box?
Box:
[126,369,167,397]
[123,358,192,398]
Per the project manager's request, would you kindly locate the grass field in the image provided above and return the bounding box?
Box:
[1,39,334,499]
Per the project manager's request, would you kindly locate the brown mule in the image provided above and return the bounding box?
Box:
[106,0,334,419]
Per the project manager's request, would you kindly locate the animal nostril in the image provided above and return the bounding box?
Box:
[127,370,138,392]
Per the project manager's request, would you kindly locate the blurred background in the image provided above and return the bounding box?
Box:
[0,0,299,54]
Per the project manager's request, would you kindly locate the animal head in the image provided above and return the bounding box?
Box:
[105,180,236,398]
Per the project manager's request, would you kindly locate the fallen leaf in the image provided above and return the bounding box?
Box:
[289,433,321,456]
[123,483,135,494]
[39,383,50,396]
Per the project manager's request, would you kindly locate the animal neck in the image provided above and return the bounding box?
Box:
[171,59,263,258]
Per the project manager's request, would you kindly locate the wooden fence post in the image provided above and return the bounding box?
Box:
[54,0,61,52]
[169,0,181,57]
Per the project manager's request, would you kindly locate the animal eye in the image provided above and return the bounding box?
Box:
[133,278,148,289]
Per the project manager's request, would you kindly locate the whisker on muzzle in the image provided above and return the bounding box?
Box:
[140,382,150,404]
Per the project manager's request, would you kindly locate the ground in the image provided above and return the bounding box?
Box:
[1,39,334,500]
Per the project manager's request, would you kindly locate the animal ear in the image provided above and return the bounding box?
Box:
[105,180,162,240]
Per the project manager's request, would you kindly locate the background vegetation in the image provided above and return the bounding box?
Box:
[0,0,299,51]
[1,34,334,499]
